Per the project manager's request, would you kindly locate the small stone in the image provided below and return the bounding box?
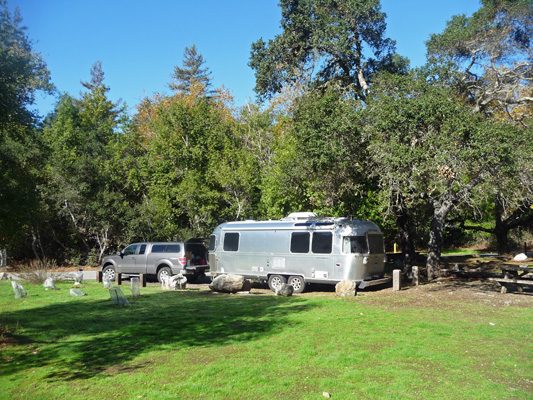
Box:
[323,392,331,398]
[275,283,294,297]
[70,289,86,297]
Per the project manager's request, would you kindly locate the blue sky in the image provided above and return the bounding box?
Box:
[8,0,482,117]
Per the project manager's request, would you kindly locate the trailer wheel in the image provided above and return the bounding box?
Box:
[287,275,306,293]
[268,274,286,292]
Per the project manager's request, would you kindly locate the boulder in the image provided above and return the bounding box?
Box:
[335,279,357,297]
[161,276,171,290]
[170,274,187,290]
[73,270,84,286]
[43,277,59,290]
[103,276,113,289]
[514,253,528,261]
[11,281,28,298]
[275,283,294,297]
[109,287,128,305]
[210,274,252,293]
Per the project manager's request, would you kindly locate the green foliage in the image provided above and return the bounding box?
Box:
[249,0,400,101]
[135,90,263,239]
[3,0,532,265]
[261,88,378,219]
[0,3,53,256]
[364,67,530,272]
[427,0,533,122]
[40,63,130,264]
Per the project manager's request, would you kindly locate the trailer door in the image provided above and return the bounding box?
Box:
[311,232,334,280]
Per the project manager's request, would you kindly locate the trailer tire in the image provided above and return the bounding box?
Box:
[268,274,287,292]
[287,275,306,293]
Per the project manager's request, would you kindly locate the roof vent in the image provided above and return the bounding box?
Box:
[281,212,318,221]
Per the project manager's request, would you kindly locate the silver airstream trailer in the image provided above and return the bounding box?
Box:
[209,212,390,293]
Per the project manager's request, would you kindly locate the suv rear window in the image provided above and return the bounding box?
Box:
[151,244,181,253]
[166,244,181,252]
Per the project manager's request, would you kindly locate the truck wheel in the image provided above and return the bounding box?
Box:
[268,274,286,292]
[287,275,306,293]
[102,265,116,282]
[157,266,172,283]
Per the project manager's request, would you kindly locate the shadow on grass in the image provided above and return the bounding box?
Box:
[0,289,317,380]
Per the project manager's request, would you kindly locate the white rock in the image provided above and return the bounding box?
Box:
[514,253,528,261]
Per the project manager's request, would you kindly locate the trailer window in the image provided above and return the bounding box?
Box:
[291,232,310,253]
[209,235,216,251]
[368,235,385,254]
[223,233,240,251]
[312,232,332,254]
[343,236,368,254]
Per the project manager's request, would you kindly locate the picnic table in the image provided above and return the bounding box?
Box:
[488,264,533,294]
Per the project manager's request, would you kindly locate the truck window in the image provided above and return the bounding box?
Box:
[368,235,385,254]
[291,232,310,253]
[123,244,138,256]
[139,244,147,255]
[312,232,332,254]
[209,235,216,251]
[166,244,181,253]
[223,233,239,251]
[343,236,367,254]
[151,244,166,253]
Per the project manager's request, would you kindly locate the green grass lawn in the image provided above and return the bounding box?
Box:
[0,279,531,399]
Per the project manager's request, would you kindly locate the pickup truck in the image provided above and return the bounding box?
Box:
[100,239,209,283]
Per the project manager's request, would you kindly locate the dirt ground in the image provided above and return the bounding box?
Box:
[5,253,532,308]
[181,276,533,309]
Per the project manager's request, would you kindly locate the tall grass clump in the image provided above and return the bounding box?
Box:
[18,258,58,284]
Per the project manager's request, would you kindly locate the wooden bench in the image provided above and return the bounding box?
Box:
[488,265,533,293]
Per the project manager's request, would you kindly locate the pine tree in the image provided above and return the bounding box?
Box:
[169,45,213,95]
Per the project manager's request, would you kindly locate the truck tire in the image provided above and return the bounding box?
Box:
[102,265,116,282]
[157,266,172,283]
[287,275,306,293]
[268,274,287,292]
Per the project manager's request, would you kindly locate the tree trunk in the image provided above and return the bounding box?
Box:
[426,200,453,280]
[494,199,511,255]
[394,193,417,275]
[30,227,46,264]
